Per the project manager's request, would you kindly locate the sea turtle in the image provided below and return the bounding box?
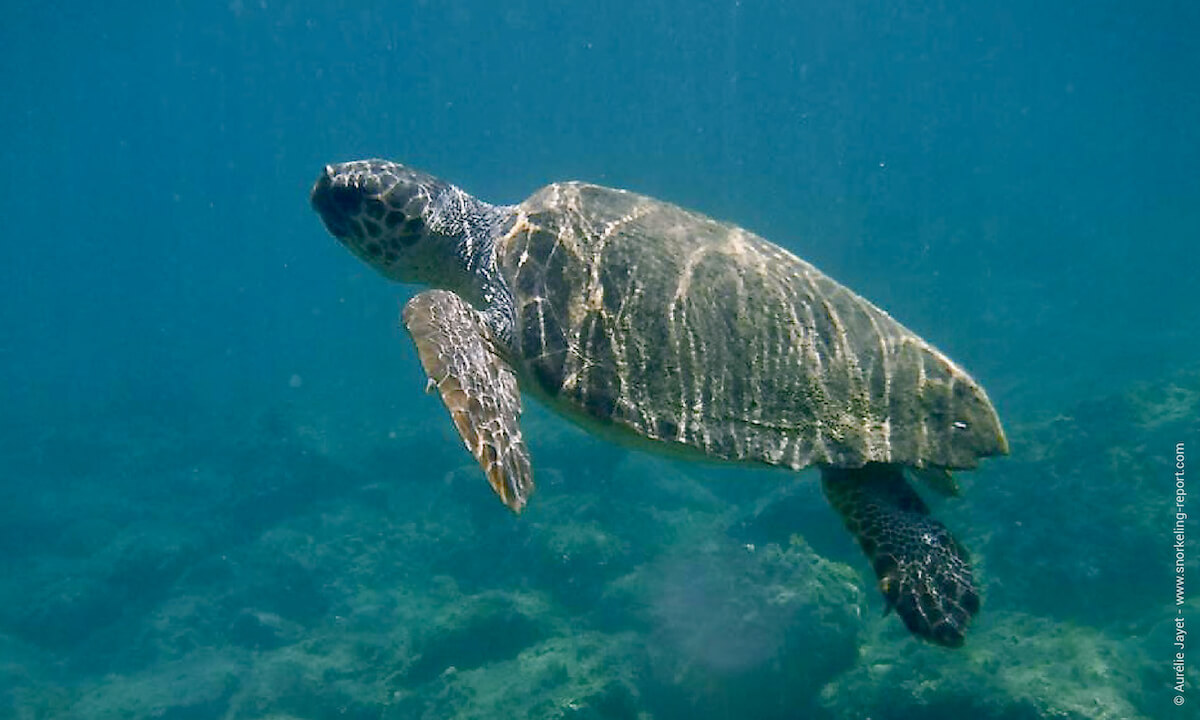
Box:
[310,160,1008,647]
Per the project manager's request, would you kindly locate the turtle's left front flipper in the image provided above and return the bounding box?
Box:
[402,290,533,512]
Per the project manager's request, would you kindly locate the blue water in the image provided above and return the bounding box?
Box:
[1,2,1196,718]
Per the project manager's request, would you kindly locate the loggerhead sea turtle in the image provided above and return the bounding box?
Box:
[310,160,1008,647]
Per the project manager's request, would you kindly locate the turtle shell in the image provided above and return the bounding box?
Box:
[496,182,1007,470]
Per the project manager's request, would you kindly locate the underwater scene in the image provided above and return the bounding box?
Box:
[0,1,1196,718]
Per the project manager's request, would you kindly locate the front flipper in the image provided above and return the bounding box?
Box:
[402,290,533,512]
[821,465,979,647]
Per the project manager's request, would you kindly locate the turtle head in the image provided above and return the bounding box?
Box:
[311,159,488,285]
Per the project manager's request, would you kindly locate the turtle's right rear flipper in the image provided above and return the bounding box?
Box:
[821,464,979,647]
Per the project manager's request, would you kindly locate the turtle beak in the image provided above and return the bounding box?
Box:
[310,165,361,239]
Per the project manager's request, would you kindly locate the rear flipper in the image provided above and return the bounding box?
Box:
[821,465,979,647]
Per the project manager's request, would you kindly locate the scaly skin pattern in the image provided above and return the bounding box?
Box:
[403,290,533,511]
[821,465,980,647]
[498,182,1007,471]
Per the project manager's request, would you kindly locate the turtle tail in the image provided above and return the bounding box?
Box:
[821,464,980,647]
